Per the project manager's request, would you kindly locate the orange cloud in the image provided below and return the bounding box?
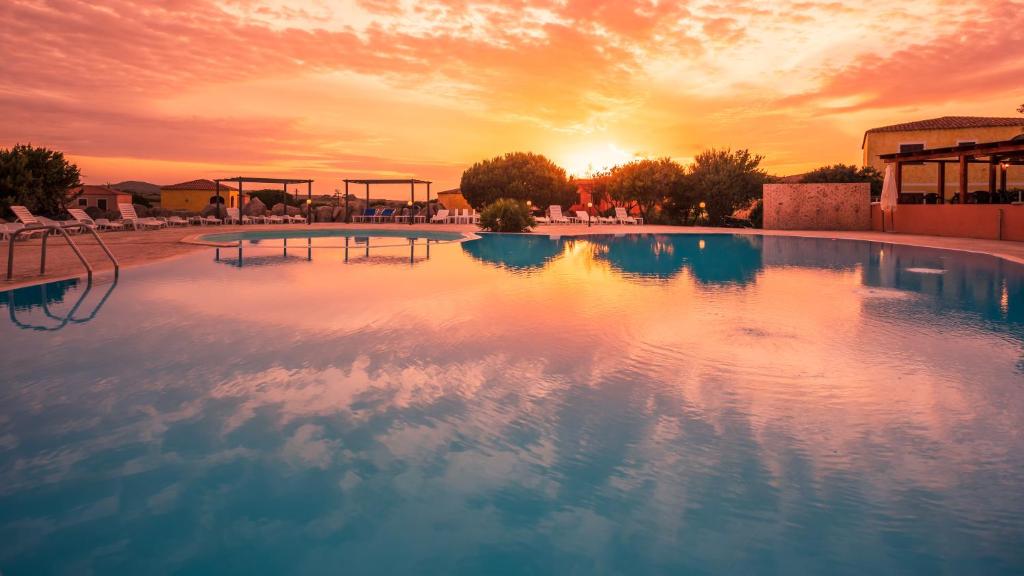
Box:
[1,0,1021,193]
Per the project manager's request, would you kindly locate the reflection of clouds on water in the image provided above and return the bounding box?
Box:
[0,236,1022,573]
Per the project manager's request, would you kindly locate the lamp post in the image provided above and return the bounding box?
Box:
[306,198,312,225]
[587,201,593,227]
[698,201,706,225]
[407,200,414,226]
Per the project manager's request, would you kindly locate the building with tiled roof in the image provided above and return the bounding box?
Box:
[68,184,132,212]
[862,116,1024,196]
[161,179,240,211]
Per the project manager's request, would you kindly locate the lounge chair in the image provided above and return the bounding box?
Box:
[353,208,376,223]
[547,205,571,224]
[286,213,307,224]
[67,208,100,230]
[614,207,639,225]
[374,208,395,223]
[430,209,450,223]
[8,206,65,238]
[225,208,252,225]
[0,222,23,240]
[199,215,222,226]
[166,215,190,227]
[94,218,125,231]
[118,204,166,230]
[575,210,596,225]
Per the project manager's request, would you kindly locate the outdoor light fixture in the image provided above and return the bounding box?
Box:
[699,201,706,209]
[306,198,312,225]
[587,201,593,227]
[407,200,414,225]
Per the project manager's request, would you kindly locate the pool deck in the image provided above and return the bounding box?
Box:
[2,222,1023,289]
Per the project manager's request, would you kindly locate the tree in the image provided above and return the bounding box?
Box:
[0,144,81,218]
[800,163,884,198]
[460,152,576,210]
[606,158,687,223]
[1018,103,1023,114]
[684,149,768,225]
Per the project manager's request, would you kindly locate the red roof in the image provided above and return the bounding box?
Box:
[71,185,131,197]
[162,179,236,191]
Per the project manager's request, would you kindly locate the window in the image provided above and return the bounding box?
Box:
[899,143,925,165]
[97,199,107,210]
[78,198,88,207]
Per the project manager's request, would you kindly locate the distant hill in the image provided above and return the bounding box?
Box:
[112,181,161,199]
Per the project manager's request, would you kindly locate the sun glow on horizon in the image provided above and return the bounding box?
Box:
[561,143,640,178]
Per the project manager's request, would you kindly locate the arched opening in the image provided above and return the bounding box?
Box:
[209,196,225,205]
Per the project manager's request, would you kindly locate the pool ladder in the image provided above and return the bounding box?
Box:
[6,224,119,281]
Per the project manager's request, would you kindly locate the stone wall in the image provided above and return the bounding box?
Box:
[763,183,871,231]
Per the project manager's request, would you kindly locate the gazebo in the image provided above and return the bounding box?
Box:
[214,177,315,224]
[879,137,1024,204]
[342,178,432,224]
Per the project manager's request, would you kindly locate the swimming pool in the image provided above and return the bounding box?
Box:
[2,233,1022,574]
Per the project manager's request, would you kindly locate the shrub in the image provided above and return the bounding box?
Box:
[478,199,536,232]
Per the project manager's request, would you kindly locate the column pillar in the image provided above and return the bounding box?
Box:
[959,155,969,203]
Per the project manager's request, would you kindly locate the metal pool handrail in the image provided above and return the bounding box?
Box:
[7,223,119,281]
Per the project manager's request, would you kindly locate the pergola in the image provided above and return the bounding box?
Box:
[342,178,432,224]
[879,137,1024,204]
[214,177,315,224]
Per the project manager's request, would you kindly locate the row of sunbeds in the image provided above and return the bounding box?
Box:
[0,205,308,239]
[536,206,642,225]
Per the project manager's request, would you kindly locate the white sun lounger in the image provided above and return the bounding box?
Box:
[118,204,166,230]
[547,205,571,224]
[225,208,252,225]
[575,210,598,225]
[614,207,639,225]
[431,209,450,223]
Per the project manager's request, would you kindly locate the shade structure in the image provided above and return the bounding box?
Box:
[880,164,898,212]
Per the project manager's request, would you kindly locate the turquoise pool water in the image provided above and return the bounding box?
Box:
[1,233,1022,575]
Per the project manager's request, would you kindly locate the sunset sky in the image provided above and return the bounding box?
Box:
[2,0,1022,196]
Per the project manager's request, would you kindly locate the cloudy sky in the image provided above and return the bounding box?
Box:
[2,0,1022,195]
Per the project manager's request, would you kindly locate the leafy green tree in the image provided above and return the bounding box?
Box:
[801,163,883,198]
[606,158,687,223]
[478,198,536,232]
[684,149,768,225]
[0,144,82,218]
[460,152,576,210]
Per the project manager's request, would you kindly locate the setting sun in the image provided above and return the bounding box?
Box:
[561,143,639,178]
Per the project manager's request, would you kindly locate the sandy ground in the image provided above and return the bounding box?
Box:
[3,222,1024,289]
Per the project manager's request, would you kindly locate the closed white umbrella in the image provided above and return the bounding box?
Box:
[880,163,898,231]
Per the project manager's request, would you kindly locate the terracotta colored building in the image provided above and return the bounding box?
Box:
[862,116,1024,198]
[68,185,132,212]
[161,179,240,211]
[435,188,470,210]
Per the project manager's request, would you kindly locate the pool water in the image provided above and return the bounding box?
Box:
[1,233,1022,575]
